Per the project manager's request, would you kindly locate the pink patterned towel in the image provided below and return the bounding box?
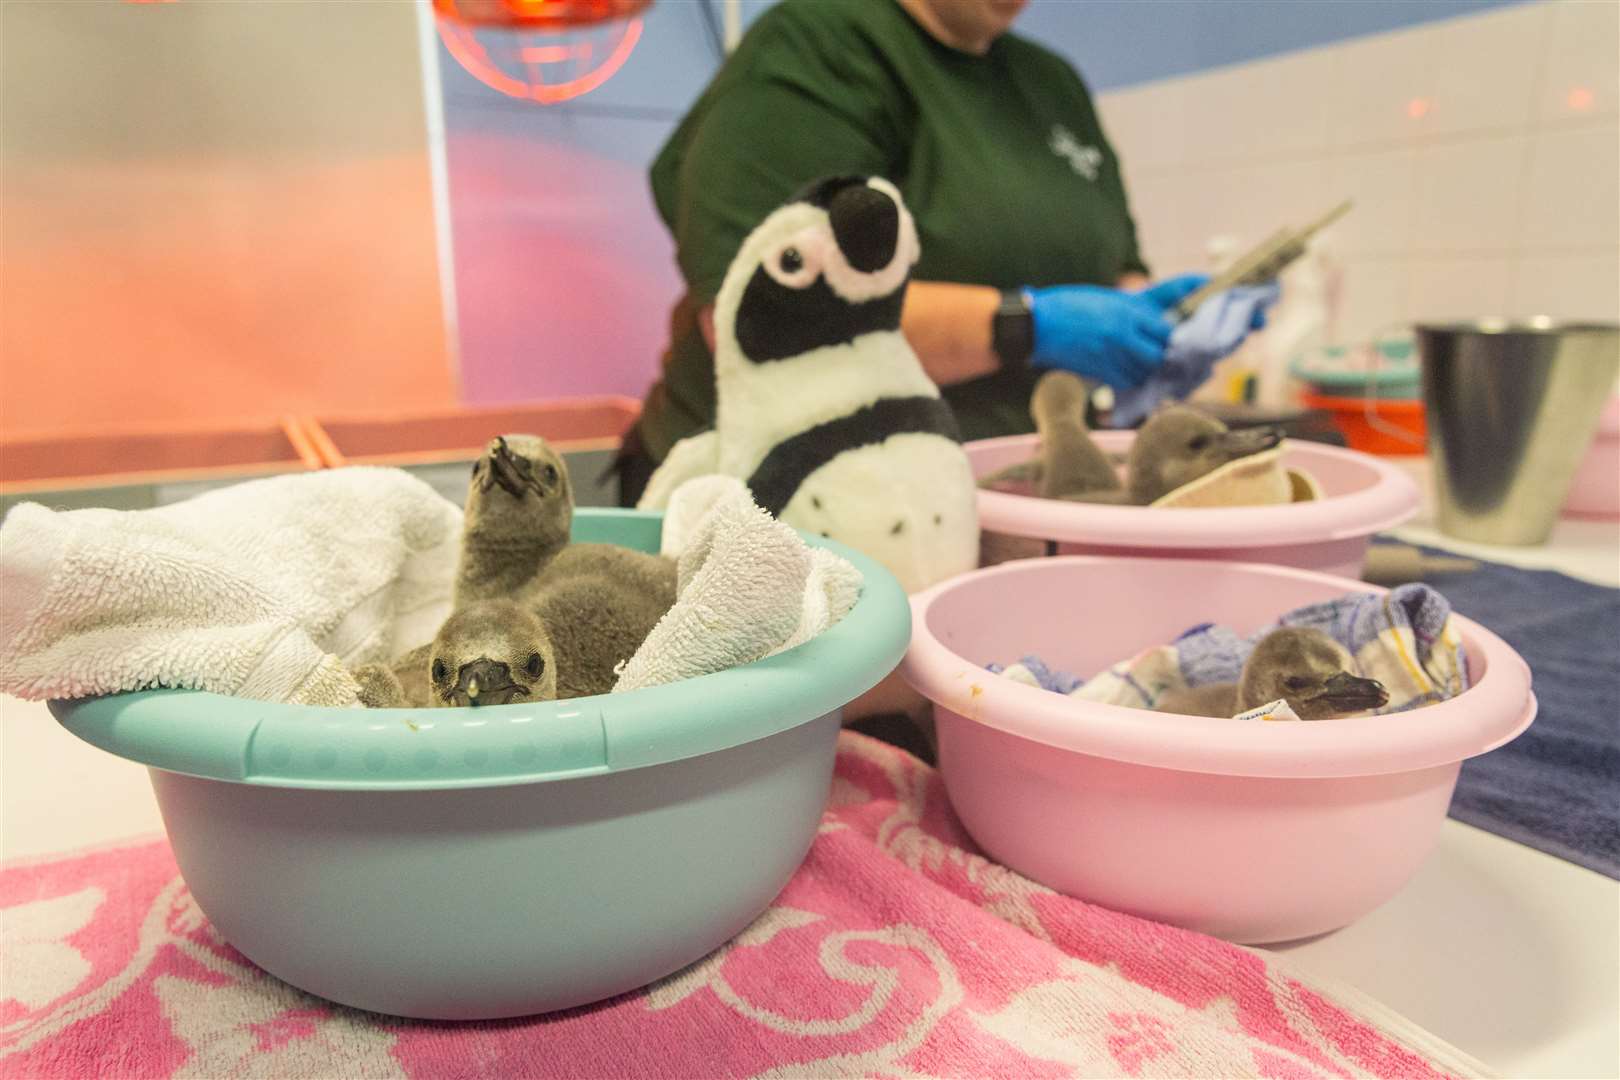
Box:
[1,733,1483,1079]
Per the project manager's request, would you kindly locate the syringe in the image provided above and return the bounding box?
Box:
[1172,199,1353,321]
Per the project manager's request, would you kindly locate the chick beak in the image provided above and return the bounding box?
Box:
[1318,672,1389,713]
[1216,425,1284,462]
[455,658,526,707]
[484,437,536,499]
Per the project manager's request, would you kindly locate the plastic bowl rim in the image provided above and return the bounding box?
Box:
[970,433,1422,547]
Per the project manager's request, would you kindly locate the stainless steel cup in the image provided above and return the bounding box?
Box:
[1417,319,1620,546]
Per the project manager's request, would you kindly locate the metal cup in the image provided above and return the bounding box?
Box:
[1417,319,1620,546]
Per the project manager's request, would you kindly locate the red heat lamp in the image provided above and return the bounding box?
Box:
[433,0,652,105]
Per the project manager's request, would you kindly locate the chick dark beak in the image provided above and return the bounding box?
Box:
[828,183,899,273]
[453,658,528,707]
[1317,672,1389,712]
[1216,425,1284,462]
[480,437,533,499]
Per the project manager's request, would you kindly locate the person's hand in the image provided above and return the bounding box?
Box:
[1027,274,1208,390]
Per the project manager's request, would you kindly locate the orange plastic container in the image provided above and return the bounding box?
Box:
[1302,392,1427,456]
[306,397,641,468]
[0,417,322,495]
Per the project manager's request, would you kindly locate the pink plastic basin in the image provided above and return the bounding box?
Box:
[899,556,1535,945]
[1561,395,1619,519]
[968,433,1421,577]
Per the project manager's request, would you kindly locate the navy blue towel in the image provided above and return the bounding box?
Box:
[1390,542,1620,878]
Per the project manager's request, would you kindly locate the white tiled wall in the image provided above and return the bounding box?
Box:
[1097,0,1620,341]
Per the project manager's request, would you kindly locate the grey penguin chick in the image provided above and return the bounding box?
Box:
[1030,371,1124,498]
[352,600,556,708]
[531,546,678,698]
[528,567,675,699]
[457,433,676,698]
[1157,627,1390,721]
[1097,406,1283,506]
[427,601,556,706]
[979,370,1123,499]
[457,433,674,610]
[358,433,675,705]
[456,434,573,606]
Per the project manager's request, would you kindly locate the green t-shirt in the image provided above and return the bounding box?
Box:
[637,0,1147,460]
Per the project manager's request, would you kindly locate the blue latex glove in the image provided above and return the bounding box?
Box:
[1027,274,1207,391]
[1109,282,1281,428]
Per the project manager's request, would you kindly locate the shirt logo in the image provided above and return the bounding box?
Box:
[1049,124,1102,181]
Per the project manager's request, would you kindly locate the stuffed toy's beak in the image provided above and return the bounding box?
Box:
[829,183,899,273]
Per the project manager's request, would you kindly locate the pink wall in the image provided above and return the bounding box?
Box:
[445,128,681,404]
[434,4,719,408]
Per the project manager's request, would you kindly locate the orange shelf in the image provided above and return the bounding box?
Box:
[0,416,322,495]
[0,398,641,497]
[307,396,641,468]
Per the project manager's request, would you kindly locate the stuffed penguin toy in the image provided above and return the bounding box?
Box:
[640,175,978,593]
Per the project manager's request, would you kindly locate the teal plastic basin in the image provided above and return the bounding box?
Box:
[1291,339,1421,399]
[51,508,910,1020]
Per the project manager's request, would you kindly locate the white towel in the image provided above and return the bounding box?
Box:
[612,477,861,693]
[0,467,461,707]
[656,472,743,560]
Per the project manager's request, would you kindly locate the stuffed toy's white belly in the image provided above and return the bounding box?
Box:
[777,434,978,594]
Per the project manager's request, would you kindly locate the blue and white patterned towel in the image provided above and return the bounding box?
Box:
[991,584,1469,716]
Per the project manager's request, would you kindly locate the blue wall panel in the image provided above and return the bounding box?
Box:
[1009,0,1531,91]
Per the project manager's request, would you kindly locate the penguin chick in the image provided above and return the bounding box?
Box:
[979,370,1123,499]
[453,432,675,699]
[352,603,556,708]
[426,601,557,707]
[1157,627,1389,721]
[522,528,678,699]
[1123,407,1283,505]
[1031,371,1123,498]
[457,435,572,606]
[528,563,676,699]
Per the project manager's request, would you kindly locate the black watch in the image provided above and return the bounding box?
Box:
[992,288,1034,369]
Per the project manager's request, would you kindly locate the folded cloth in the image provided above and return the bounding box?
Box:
[1152,445,1320,508]
[1421,544,1620,878]
[655,472,747,559]
[0,468,461,707]
[995,583,1469,716]
[0,732,1488,1079]
[612,477,862,693]
[1110,282,1281,429]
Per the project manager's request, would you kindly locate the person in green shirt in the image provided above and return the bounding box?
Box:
[616,0,1208,506]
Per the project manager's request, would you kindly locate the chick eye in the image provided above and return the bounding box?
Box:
[541,463,559,487]
[431,659,449,682]
[1283,675,1310,692]
[779,247,803,274]
[1188,435,1211,452]
[525,652,545,678]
